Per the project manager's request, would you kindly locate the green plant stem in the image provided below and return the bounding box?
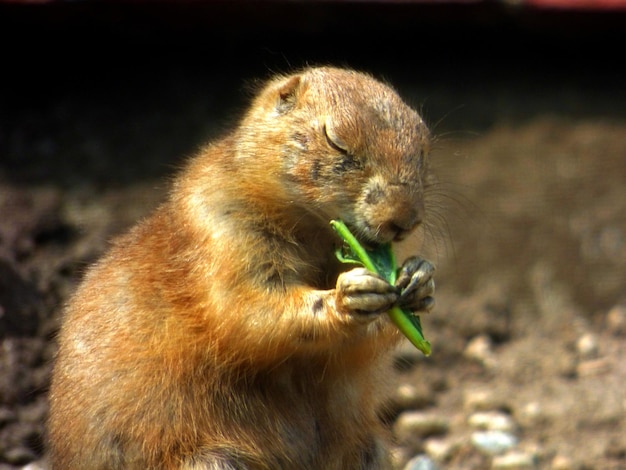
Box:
[330,219,431,356]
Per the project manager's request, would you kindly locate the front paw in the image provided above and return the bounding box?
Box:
[336,268,399,320]
[395,256,436,313]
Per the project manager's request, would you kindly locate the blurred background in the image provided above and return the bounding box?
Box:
[1,1,625,469]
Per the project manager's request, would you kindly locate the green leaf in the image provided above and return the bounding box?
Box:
[329,220,431,356]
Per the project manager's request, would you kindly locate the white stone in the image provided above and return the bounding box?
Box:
[576,333,598,358]
[403,454,440,470]
[471,430,518,455]
[22,462,49,470]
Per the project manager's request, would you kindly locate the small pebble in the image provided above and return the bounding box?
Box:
[22,460,49,470]
[518,402,544,427]
[606,304,626,335]
[4,446,38,465]
[424,437,458,461]
[464,335,498,368]
[468,411,517,432]
[463,388,508,412]
[394,411,450,443]
[393,383,435,411]
[403,454,440,470]
[471,430,518,455]
[575,333,598,359]
[492,450,537,468]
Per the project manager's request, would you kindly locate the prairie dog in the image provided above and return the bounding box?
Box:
[48,67,436,469]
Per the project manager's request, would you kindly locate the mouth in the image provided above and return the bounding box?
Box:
[359,221,411,246]
[330,220,386,267]
[333,213,414,250]
[355,236,381,251]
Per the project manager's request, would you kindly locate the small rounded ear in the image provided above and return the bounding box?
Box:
[276,75,301,114]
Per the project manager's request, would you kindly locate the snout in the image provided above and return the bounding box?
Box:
[358,181,425,244]
[376,198,423,242]
[387,202,423,241]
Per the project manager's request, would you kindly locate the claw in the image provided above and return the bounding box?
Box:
[395,257,436,313]
[396,257,435,297]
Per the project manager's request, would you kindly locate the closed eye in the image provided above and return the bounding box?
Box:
[323,124,349,154]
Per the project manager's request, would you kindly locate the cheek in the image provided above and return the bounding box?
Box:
[363,182,385,205]
[309,159,322,182]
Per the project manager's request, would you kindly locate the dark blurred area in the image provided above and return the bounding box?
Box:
[1,0,625,187]
[2,1,625,86]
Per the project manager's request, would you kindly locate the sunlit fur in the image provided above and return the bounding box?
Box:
[48,67,432,469]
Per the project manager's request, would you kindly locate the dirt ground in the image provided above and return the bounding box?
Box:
[1,4,625,469]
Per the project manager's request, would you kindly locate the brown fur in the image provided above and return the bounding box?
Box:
[47,67,433,469]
